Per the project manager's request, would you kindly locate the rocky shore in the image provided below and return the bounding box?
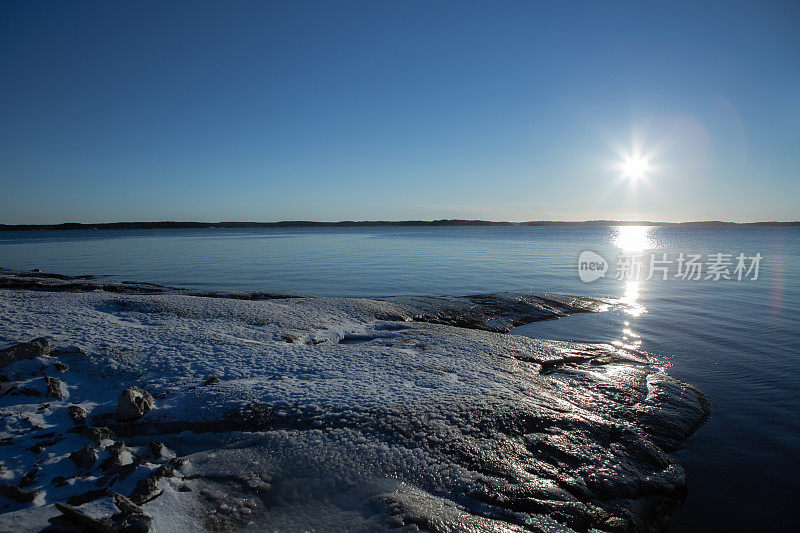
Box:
[0,271,709,532]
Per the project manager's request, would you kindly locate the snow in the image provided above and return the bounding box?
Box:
[0,272,708,531]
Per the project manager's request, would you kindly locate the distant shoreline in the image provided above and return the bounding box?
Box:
[1,219,799,231]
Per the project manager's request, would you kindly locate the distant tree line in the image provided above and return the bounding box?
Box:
[0,220,797,231]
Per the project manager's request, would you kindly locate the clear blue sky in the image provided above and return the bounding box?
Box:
[1,0,798,223]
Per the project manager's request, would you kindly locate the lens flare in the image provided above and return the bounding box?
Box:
[621,155,650,180]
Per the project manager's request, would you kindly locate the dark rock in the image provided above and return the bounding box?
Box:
[100,442,128,472]
[68,405,87,424]
[202,374,219,386]
[147,441,174,461]
[115,387,154,422]
[45,514,79,529]
[386,292,600,332]
[168,457,187,469]
[45,376,65,398]
[19,467,40,487]
[91,413,115,426]
[94,457,141,488]
[148,441,165,456]
[99,455,126,473]
[51,475,70,487]
[128,476,160,505]
[69,445,97,470]
[55,361,69,372]
[0,337,52,368]
[153,464,176,479]
[37,403,50,410]
[53,502,114,532]
[38,437,62,451]
[128,464,175,504]
[80,426,115,445]
[0,482,39,502]
[118,460,140,481]
[112,492,143,515]
[66,488,112,506]
[107,441,127,454]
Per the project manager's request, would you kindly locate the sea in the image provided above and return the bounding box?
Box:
[1,225,798,531]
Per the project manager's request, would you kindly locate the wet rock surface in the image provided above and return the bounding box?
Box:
[0,270,305,300]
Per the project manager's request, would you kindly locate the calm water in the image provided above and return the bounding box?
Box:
[2,225,799,530]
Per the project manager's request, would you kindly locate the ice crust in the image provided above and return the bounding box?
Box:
[0,272,708,532]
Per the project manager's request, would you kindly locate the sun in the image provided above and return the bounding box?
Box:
[621,155,650,180]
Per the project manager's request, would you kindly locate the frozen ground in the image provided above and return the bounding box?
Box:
[0,271,708,532]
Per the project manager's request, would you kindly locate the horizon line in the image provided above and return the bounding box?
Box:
[2,219,799,231]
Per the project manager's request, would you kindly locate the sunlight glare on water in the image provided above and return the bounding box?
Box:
[621,279,645,317]
[612,225,654,253]
[608,226,653,350]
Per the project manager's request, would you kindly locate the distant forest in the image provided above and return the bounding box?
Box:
[1,220,798,231]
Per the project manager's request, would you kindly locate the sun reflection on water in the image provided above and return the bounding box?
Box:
[612,225,654,253]
[621,280,645,317]
[611,226,653,349]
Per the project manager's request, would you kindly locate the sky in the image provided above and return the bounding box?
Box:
[1,0,798,224]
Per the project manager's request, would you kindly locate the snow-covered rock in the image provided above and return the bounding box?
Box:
[0,272,708,532]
